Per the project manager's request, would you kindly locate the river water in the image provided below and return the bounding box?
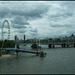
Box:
[0,44,75,74]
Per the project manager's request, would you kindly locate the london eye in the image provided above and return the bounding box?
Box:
[2,20,10,41]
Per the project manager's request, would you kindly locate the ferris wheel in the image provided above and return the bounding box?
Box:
[2,20,10,41]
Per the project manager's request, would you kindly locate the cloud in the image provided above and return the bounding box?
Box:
[29,27,38,36]
[50,12,73,19]
[11,25,26,29]
[11,17,29,29]
[46,7,74,22]
[11,17,29,25]
[14,28,27,33]
[0,6,10,18]
[0,1,75,40]
[30,27,37,32]
[50,24,72,28]
[0,1,49,20]
[18,30,27,33]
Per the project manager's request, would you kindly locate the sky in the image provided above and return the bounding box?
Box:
[0,1,75,40]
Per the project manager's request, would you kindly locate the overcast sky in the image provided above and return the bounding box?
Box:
[0,1,75,40]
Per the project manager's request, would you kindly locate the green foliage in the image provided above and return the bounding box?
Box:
[55,38,61,42]
[0,41,3,47]
[62,39,68,42]
[49,38,54,42]
[25,39,31,43]
[0,40,15,48]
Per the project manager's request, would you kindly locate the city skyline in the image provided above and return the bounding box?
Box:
[0,1,75,40]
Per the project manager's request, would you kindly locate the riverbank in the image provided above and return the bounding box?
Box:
[0,54,11,58]
[0,54,14,59]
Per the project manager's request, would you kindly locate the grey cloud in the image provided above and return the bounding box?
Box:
[29,27,38,36]
[11,17,29,25]
[0,2,49,20]
[27,5,49,18]
[3,31,8,34]
[47,12,73,22]
[10,3,49,20]
[18,30,26,33]
[0,24,2,28]
[1,1,75,39]
[30,28,38,33]
[3,31,6,33]
[12,24,26,29]
[0,2,49,31]
[3,25,9,28]
[14,28,27,33]
[30,29,37,33]
[50,24,71,28]
[11,17,29,29]
[61,1,75,10]
[30,32,36,35]
[0,7,9,18]
[50,12,73,18]
[66,29,75,36]
[11,9,46,20]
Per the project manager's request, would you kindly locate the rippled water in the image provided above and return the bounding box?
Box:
[0,44,75,74]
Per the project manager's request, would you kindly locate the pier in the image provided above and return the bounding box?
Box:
[5,48,47,57]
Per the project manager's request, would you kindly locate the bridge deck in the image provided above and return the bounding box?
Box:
[4,48,47,56]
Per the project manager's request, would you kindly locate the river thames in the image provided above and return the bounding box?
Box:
[0,44,75,74]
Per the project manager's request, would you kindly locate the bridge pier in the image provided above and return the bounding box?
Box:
[73,43,75,47]
[61,43,66,48]
[48,44,55,48]
[64,43,66,48]
[48,44,52,48]
[61,44,63,48]
[67,44,69,47]
[52,44,55,48]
